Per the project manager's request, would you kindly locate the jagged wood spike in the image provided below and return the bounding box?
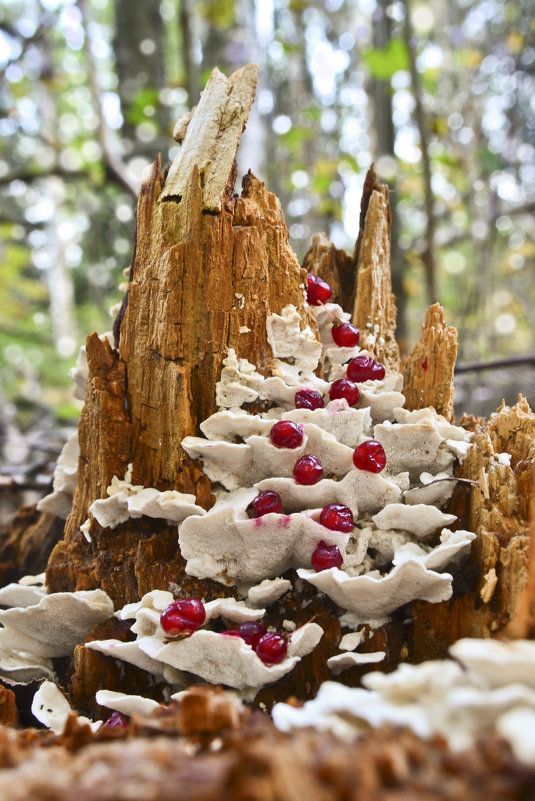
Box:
[400,303,458,423]
[352,169,399,372]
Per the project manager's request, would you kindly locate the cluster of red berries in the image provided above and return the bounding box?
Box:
[159,601,288,665]
[221,621,287,665]
[268,419,387,474]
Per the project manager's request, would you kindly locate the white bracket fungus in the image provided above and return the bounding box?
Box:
[0,589,114,658]
[95,689,161,718]
[255,468,402,516]
[297,561,453,621]
[179,505,351,584]
[272,638,535,767]
[139,622,323,693]
[183,422,355,491]
[32,681,100,734]
[0,574,47,608]
[37,432,79,519]
[371,504,457,540]
[327,650,386,675]
[0,646,55,684]
[89,589,322,695]
[374,420,455,481]
[247,578,292,607]
[90,479,205,530]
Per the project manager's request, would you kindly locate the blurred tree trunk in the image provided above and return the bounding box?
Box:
[371,0,408,352]
[113,0,167,150]
[403,0,437,307]
[180,0,201,106]
[195,0,264,179]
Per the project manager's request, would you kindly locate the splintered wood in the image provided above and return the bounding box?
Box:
[412,396,535,657]
[352,174,399,372]
[163,64,258,211]
[302,232,354,313]
[46,65,317,605]
[401,303,458,423]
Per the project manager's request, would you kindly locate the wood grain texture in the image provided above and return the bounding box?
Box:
[400,303,458,422]
[412,396,535,658]
[352,184,399,371]
[302,232,355,313]
[163,64,258,211]
[46,66,317,607]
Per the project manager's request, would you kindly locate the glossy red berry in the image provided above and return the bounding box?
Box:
[295,388,324,411]
[221,630,241,638]
[353,440,387,473]
[160,598,206,636]
[329,378,359,405]
[332,322,360,347]
[293,454,323,485]
[319,503,354,532]
[255,632,288,665]
[270,420,304,449]
[306,274,332,306]
[311,540,343,571]
[238,621,267,648]
[253,490,283,517]
[103,711,128,729]
[347,355,385,382]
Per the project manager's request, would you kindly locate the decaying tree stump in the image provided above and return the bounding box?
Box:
[38,63,534,708]
[46,65,318,606]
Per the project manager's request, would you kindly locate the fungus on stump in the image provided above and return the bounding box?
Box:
[42,64,535,708]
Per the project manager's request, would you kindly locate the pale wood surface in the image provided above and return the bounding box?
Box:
[163,65,258,211]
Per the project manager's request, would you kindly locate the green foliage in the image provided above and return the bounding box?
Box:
[363,39,409,80]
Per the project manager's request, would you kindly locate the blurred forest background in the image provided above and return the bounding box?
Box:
[1,0,534,515]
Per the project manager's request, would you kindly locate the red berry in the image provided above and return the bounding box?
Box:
[253,490,283,517]
[347,355,385,382]
[295,388,324,411]
[353,440,387,473]
[306,274,332,306]
[422,356,428,371]
[221,630,241,638]
[160,598,206,636]
[293,454,323,485]
[332,322,360,347]
[238,621,267,648]
[319,503,354,532]
[311,540,343,571]
[103,711,128,729]
[329,378,359,405]
[270,420,304,449]
[255,632,288,665]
